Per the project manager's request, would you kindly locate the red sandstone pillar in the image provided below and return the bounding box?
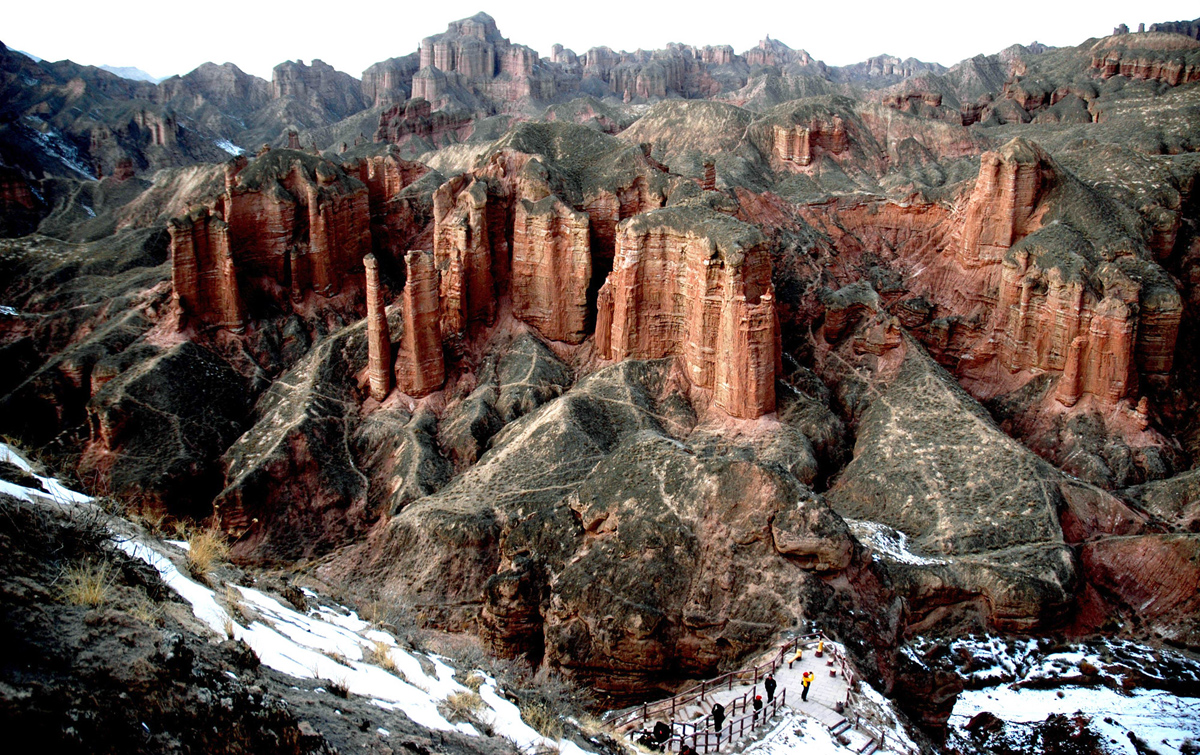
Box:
[364,254,392,401]
[397,250,445,397]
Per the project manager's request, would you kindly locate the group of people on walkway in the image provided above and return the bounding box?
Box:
[637,638,829,752]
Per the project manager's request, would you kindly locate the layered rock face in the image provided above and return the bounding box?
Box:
[168,207,245,330]
[1081,535,1200,647]
[773,117,848,166]
[1089,33,1200,86]
[957,139,1051,268]
[341,150,434,256]
[598,207,778,418]
[168,150,372,329]
[374,98,473,149]
[432,176,497,338]
[361,53,421,106]
[511,196,591,344]
[801,137,1181,419]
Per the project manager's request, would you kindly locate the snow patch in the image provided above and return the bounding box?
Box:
[0,306,18,316]
[0,442,94,506]
[82,204,96,218]
[21,117,95,179]
[109,523,596,753]
[215,139,245,156]
[952,685,1200,755]
[846,519,949,565]
[738,711,845,755]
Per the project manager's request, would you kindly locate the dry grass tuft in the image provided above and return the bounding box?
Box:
[444,690,485,720]
[130,594,163,626]
[521,702,563,741]
[186,528,229,580]
[60,561,115,607]
[462,672,486,692]
[366,639,400,673]
[328,677,350,698]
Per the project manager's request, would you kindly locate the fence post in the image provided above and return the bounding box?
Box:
[701,680,706,701]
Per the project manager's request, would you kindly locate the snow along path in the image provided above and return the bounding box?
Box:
[738,711,846,755]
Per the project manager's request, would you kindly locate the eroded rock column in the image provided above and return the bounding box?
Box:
[396,250,445,397]
[364,254,392,401]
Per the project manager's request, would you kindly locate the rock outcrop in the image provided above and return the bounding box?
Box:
[958,139,1051,268]
[215,321,372,562]
[271,59,370,121]
[823,339,1078,633]
[1081,534,1200,647]
[78,341,249,514]
[599,206,778,418]
[433,176,497,338]
[374,98,474,150]
[168,150,372,329]
[325,358,900,700]
[1089,33,1200,86]
[396,250,445,397]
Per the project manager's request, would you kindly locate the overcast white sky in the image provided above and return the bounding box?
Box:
[5,1,1199,81]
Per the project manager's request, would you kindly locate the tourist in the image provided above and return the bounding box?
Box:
[764,673,777,702]
[752,694,763,724]
[801,670,814,701]
[711,702,725,738]
[653,720,671,748]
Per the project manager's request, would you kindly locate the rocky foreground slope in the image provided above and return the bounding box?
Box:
[3,11,1200,747]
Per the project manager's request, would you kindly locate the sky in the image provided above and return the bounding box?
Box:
[5,1,1199,81]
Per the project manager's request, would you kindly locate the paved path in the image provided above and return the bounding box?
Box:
[670,642,851,738]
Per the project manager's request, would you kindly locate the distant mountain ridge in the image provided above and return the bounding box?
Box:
[98,64,164,83]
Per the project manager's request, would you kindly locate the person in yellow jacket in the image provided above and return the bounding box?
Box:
[801,670,815,701]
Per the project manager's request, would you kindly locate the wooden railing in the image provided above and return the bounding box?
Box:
[663,689,787,753]
[668,684,761,737]
[610,632,833,728]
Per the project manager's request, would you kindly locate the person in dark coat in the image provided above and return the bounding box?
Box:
[764,673,777,703]
[711,702,726,737]
[652,720,671,749]
[752,694,763,724]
